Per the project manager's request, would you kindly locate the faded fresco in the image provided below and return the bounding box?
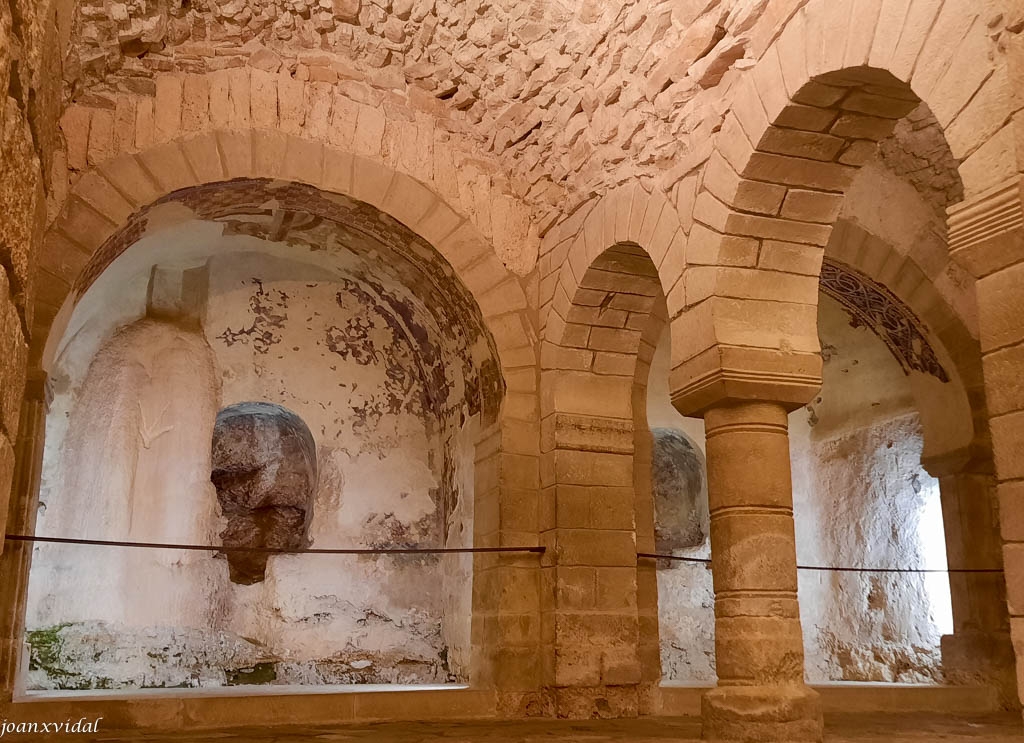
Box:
[24,186,502,689]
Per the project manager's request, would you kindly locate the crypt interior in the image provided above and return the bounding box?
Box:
[1,0,1024,741]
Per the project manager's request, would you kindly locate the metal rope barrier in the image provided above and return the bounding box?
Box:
[6,536,1001,573]
[3,533,545,555]
[637,552,1004,574]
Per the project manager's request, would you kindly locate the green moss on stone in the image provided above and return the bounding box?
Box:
[25,623,78,681]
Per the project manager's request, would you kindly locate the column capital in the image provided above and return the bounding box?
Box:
[670,345,821,418]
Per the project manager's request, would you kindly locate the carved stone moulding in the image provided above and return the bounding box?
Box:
[947,177,1024,279]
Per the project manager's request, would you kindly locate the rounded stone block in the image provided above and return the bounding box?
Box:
[709,515,799,592]
[671,344,822,417]
[713,615,806,683]
[715,594,801,620]
[211,402,318,585]
[706,446,796,510]
[702,684,823,742]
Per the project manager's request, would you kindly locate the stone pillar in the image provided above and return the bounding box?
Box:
[947,168,1024,714]
[471,419,545,716]
[931,459,1017,704]
[0,376,46,701]
[701,401,822,743]
[540,373,645,719]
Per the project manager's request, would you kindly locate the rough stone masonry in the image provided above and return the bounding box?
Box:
[1,0,1024,741]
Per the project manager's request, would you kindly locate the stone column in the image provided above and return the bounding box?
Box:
[0,376,46,701]
[701,401,822,743]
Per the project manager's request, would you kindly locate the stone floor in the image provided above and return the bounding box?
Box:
[8,713,1022,741]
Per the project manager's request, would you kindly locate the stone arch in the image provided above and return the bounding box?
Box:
[669,0,1012,415]
[26,107,543,696]
[40,133,535,375]
[52,69,540,267]
[28,174,520,683]
[539,238,667,717]
[817,218,1014,698]
[538,181,690,342]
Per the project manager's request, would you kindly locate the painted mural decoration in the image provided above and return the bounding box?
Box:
[23,186,502,690]
[819,259,949,383]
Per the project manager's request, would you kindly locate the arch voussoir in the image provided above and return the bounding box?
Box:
[42,75,538,374]
[668,0,1000,418]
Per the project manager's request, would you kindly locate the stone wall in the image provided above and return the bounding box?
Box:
[0,0,67,543]
[646,328,714,683]
[0,0,1018,725]
[58,0,818,228]
[57,0,1017,235]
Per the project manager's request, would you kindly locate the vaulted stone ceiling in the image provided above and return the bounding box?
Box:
[60,0,1008,232]
[55,0,836,226]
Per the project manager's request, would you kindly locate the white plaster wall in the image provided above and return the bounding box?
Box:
[439,416,478,678]
[27,319,223,631]
[25,221,482,690]
[646,328,705,453]
[790,295,951,683]
[204,251,453,681]
[647,327,715,683]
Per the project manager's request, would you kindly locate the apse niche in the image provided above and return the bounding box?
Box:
[790,291,954,684]
[650,291,954,685]
[23,181,502,691]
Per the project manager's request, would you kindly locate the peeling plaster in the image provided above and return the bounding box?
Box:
[25,187,501,690]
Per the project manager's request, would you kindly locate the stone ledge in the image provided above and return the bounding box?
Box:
[653,682,1004,718]
[4,686,495,731]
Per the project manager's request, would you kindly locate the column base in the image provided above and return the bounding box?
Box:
[702,684,823,742]
[942,631,1019,709]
